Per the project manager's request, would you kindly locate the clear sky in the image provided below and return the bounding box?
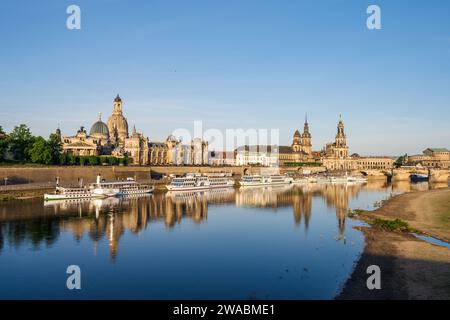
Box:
[1,0,449,156]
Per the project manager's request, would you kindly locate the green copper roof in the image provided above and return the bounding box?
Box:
[428,148,449,152]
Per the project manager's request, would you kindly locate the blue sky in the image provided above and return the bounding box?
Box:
[0,0,449,155]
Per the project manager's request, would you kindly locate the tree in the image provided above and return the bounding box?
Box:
[88,156,99,165]
[394,154,408,168]
[68,154,78,165]
[28,136,53,164]
[27,134,62,165]
[0,140,7,162]
[0,126,7,162]
[7,124,34,162]
[79,156,87,166]
[59,153,68,165]
[47,133,62,164]
[108,157,118,166]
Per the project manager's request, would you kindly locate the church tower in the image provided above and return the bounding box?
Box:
[292,129,302,152]
[107,94,129,146]
[113,94,123,114]
[301,115,312,155]
[334,115,348,159]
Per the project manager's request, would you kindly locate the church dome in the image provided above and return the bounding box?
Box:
[90,113,110,138]
[107,95,129,144]
[166,135,178,142]
[107,114,128,138]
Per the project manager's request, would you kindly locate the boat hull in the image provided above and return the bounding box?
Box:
[118,188,154,195]
[166,184,234,192]
[44,193,106,201]
[239,181,293,187]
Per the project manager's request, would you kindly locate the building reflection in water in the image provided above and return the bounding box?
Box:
[235,182,381,236]
[0,180,445,258]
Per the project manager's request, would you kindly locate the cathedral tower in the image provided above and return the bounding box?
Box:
[292,129,301,152]
[334,115,348,158]
[301,115,312,155]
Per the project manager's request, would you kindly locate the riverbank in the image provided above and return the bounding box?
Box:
[338,188,450,299]
[0,188,54,201]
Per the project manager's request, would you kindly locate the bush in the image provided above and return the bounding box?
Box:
[59,153,67,165]
[373,218,411,232]
[108,157,118,166]
[88,156,99,166]
[79,156,87,166]
[67,155,79,165]
[348,209,366,218]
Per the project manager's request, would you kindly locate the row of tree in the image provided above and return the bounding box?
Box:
[0,124,127,165]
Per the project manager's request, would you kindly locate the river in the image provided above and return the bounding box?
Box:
[0,180,435,299]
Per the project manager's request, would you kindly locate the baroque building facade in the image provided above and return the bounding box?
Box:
[320,116,394,171]
[320,116,354,171]
[60,95,208,166]
[407,148,450,168]
[236,117,315,166]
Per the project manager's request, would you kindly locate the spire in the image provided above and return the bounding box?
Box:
[114,94,122,102]
[305,113,308,124]
[132,125,137,135]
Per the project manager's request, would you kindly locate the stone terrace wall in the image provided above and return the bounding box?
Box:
[0,166,151,185]
[0,165,244,186]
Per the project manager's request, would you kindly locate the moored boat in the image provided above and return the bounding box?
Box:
[239,174,294,186]
[346,176,368,183]
[411,173,428,182]
[44,175,153,201]
[105,177,154,196]
[166,173,235,191]
[44,187,105,201]
[329,176,349,184]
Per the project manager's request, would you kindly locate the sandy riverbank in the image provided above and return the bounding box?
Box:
[338,188,450,299]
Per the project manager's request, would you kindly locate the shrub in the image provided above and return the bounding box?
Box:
[109,157,118,165]
[68,155,78,165]
[348,209,366,218]
[373,218,411,232]
[79,156,87,166]
[88,156,99,166]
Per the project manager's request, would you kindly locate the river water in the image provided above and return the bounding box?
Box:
[0,180,440,299]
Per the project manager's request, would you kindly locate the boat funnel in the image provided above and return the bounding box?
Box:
[96,174,101,184]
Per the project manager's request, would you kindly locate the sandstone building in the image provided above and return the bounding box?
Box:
[320,116,354,171]
[320,116,394,171]
[407,148,450,168]
[236,117,315,166]
[61,95,208,166]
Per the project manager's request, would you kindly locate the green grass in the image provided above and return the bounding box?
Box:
[372,218,412,232]
[348,209,366,218]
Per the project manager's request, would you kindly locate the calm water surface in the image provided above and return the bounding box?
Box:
[0,180,437,299]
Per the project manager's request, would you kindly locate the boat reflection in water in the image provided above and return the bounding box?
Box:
[1,181,401,260]
[0,180,446,299]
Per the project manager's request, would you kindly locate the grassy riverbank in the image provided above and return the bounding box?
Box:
[338,188,450,300]
[0,188,52,201]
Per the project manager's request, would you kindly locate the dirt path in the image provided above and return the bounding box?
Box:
[338,188,450,300]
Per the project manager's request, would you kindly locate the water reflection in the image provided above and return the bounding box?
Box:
[1,180,448,299]
[0,181,445,260]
